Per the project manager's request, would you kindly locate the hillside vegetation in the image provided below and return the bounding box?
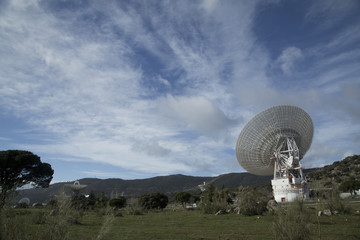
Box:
[307,155,360,188]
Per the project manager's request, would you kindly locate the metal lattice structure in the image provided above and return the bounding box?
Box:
[236,105,313,176]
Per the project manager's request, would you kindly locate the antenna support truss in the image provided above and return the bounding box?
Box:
[271,137,309,202]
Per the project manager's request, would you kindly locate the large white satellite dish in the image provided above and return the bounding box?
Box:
[236,105,313,202]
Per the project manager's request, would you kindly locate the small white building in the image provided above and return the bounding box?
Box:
[198,182,206,192]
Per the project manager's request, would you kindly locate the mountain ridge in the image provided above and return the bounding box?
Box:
[15,154,360,205]
[17,172,275,204]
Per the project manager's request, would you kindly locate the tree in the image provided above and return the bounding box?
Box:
[174,191,191,207]
[138,192,168,210]
[216,185,233,205]
[109,196,126,209]
[0,150,54,210]
[199,185,232,214]
[96,192,108,208]
[86,190,96,209]
[203,184,215,203]
[339,180,360,195]
[71,194,87,210]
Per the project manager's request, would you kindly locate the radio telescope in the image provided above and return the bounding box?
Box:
[236,105,313,202]
[65,180,87,195]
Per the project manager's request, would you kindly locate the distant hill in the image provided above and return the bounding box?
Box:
[16,172,277,204]
[14,163,329,205]
[16,155,360,205]
[307,155,360,188]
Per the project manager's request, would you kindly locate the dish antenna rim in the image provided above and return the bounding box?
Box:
[235,105,314,176]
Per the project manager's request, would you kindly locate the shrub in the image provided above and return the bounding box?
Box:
[339,180,360,195]
[138,193,168,210]
[71,195,87,210]
[124,204,144,215]
[198,200,228,214]
[198,185,233,214]
[87,191,96,209]
[273,200,312,240]
[323,187,352,214]
[174,192,192,207]
[15,202,29,209]
[96,192,108,208]
[109,197,126,209]
[237,187,268,216]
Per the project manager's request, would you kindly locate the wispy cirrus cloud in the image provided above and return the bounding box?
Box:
[305,0,358,30]
[0,0,359,181]
[275,47,303,75]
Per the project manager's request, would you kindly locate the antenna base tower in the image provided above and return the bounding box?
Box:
[271,137,309,202]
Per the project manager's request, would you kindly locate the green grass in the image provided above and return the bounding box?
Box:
[314,215,360,240]
[68,211,276,240]
[103,211,275,240]
[1,206,360,240]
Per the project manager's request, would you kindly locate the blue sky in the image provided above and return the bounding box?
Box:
[0,0,359,182]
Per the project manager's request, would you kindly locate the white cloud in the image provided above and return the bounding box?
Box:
[157,75,171,87]
[132,138,171,157]
[276,47,303,75]
[81,170,121,178]
[200,0,219,13]
[0,0,358,181]
[161,95,237,138]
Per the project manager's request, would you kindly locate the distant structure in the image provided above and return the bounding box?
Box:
[18,197,30,206]
[65,180,87,195]
[198,182,207,192]
[110,190,124,199]
[236,105,313,202]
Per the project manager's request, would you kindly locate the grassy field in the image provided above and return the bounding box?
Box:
[1,204,360,240]
[74,210,360,240]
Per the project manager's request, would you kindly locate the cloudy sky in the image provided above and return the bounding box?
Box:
[0,0,359,182]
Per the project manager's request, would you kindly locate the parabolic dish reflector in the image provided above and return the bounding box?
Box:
[236,105,313,176]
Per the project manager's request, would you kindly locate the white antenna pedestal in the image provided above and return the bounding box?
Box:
[271,137,309,202]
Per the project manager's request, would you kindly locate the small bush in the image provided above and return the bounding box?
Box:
[273,200,312,240]
[16,202,29,209]
[237,187,268,216]
[109,197,126,209]
[198,185,233,214]
[324,187,352,214]
[123,204,144,215]
[139,192,168,210]
[198,201,228,214]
